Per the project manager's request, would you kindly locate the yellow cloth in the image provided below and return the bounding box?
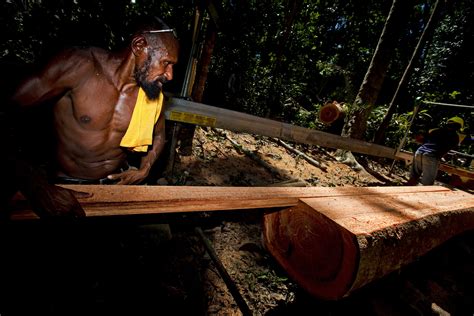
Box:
[120,88,163,152]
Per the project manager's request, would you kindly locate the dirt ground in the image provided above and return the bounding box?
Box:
[1,126,472,316]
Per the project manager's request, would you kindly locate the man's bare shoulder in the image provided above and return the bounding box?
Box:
[41,46,121,84]
[49,46,110,66]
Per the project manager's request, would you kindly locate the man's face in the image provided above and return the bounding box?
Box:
[134,51,164,100]
[134,40,178,100]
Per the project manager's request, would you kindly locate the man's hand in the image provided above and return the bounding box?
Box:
[15,161,90,219]
[107,168,148,185]
[29,184,90,218]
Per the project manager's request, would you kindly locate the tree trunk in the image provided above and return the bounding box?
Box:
[373,0,444,144]
[178,17,218,155]
[342,0,410,140]
[191,23,217,102]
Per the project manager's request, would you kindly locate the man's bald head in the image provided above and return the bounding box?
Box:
[130,18,179,99]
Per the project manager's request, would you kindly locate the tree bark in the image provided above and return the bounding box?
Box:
[191,23,217,102]
[342,0,410,140]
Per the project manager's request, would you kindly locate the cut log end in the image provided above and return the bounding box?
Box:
[319,101,344,125]
[263,203,359,300]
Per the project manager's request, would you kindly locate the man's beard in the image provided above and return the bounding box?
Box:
[134,54,166,100]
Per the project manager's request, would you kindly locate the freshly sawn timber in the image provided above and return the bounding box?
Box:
[10,185,452,220]
[262,187,474,300]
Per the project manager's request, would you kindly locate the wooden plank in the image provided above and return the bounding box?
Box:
[262,188,474,300]
[9,185,451,220]
[165,98,412,161]
[439,163,474,179]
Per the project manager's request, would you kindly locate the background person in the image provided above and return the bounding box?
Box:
[406,116,464,185]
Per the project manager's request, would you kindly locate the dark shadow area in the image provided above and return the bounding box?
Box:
[0,218,208,316]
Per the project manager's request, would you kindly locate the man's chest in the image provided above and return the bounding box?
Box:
[62,82,139,132]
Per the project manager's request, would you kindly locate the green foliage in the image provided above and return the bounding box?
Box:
[207,0,394,123]
[0,0,194,63]
[367,105,433,149]
[366,106,388,140]
[409,0,473,110]
[292,106,319,130]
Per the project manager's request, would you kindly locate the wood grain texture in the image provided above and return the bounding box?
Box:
[9,185,452,220]
[438,163,474,179]
[262,188,474,300]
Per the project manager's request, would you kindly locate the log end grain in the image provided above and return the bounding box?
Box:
[262,201,359,300]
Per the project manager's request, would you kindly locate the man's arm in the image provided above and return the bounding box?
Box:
[12,48,92,107]
[108,113,167,185]
[139,112,167,178]
[7,49,93,218]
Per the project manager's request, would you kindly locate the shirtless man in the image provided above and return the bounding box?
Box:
[9,23,179,217]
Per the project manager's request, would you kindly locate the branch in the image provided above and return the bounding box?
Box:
[272,138,327,171]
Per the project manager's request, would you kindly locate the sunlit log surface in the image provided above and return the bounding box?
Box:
[9,185,452,220]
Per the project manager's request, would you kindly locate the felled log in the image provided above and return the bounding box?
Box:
[318,101,344,125]
[262,187,474,300]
